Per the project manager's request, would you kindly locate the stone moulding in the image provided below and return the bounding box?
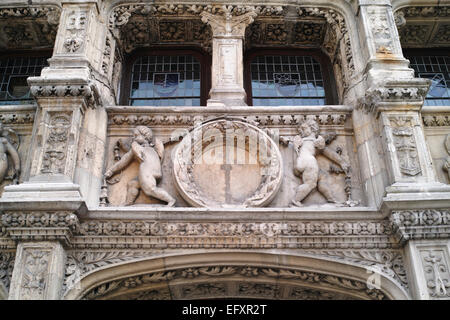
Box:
[390,209,450,243]
[78,264,389,300]
[1,211,80,247]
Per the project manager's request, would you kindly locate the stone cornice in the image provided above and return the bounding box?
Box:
[390,209,450,243]
[1,211,80,247]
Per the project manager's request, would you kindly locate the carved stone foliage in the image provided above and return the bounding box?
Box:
[80,265,389,300]
[443,135,450,181]
[389,116,421,177]
[391,209,450,242]
[423,115,450,127]
[395,6,450,47]
[173,119,283,208]
[420,249,450,299]
[41,114,71,175]
[0,6,60,50]
[0,251,14,292]
[0,112,34,125]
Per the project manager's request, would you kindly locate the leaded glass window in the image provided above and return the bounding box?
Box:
[249,55,326,106]
[129,55,201,106]
[0,56,48,105]
[406,54,450,106]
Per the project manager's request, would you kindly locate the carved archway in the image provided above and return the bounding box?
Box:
[64,252,409,300]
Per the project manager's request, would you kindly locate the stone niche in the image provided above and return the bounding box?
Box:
[104,108,363,208]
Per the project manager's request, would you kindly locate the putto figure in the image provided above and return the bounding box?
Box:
[104,126,176,206]
[0,121,20,184]
[282,119,350,207]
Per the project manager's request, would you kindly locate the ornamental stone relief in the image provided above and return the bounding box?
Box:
[0,122,20,185]
[420,249,450,299]
[105,126,176,206]
[172,119,283,208]
[20,249,50,300]
[395,6,450,47]
[0,5,60,50]
[80,265,389,300]
[389,116,421,177]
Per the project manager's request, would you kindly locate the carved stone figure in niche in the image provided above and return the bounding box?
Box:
[104,126,175,206]
[281,119,350,207]
[0,121,20,184]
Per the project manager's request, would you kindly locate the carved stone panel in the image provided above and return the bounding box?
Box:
[420,249,450,298]
[173,119,283,207]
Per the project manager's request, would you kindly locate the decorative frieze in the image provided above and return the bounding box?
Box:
[391,210,450,242]
[80,264,388,300]
[0,251,14,293]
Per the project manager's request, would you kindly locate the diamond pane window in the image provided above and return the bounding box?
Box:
[0,56,48,105]
[129,55,202,106]
[249,55,327,106]
[406,54,450,106]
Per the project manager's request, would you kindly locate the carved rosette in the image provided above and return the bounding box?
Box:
[173,119,283,207]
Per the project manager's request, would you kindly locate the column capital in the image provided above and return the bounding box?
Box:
[200,8,257,38]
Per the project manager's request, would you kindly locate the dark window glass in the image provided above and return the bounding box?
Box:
[406,54,450,106]
[249,55,326,106]
[129,55,201,106]
[0,56,48,105]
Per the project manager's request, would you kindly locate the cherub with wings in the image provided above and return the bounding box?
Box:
[104,126,175,206]
[0,121,20,185]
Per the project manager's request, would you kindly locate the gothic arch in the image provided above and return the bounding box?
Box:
[63,251,409,300]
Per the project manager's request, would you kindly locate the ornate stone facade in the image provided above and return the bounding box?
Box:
[0,0,448,301]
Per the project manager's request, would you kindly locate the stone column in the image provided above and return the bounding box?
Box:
[0,1,110,207]
[355,0,450,299]
[200,8,257,106]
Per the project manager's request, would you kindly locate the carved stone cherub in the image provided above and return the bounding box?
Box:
[0,121,20,184]
[104,126,176,206]
[281,119,350,207]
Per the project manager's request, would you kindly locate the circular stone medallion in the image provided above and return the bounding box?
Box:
[173,119,283,207]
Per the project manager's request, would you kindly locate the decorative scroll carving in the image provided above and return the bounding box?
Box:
[63,10,87,53]
[200,6,257,37]
[105,126,175,206]
[420,250,450,298]
[41,114,71,175]
[0,122,20,184]
[81,265,388,300]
